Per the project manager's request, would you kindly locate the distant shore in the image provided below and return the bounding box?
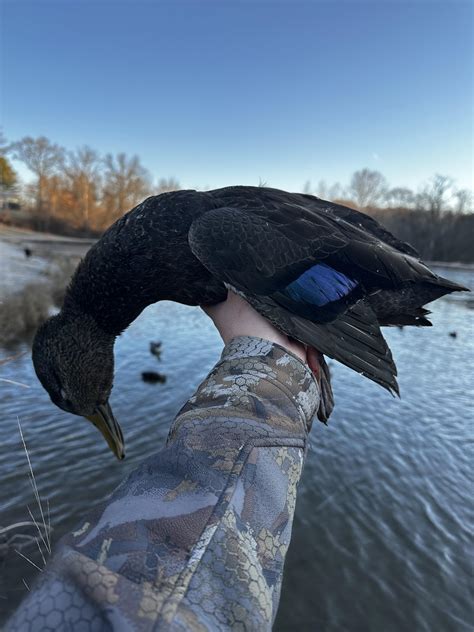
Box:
[427,260,474,270]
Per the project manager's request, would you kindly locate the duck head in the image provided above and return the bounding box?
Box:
[32,312,125,460]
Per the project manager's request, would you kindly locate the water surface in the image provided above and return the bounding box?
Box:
[0,265,472,630]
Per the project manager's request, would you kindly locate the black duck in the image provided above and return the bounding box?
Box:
[32,186,468,458]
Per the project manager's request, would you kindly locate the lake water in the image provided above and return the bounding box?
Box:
[0,265,473,630]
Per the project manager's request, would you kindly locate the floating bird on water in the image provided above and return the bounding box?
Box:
[149,341,162,359]
[32,186,468,459]
[141,371,167,384]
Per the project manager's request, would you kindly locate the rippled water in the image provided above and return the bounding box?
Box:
[0,266,473,630]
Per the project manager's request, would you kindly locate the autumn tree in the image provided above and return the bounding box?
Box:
[63,146,101,228]
[101,153,151,225]
[0,156,17,189]
[156,176,180,193]
[0,131,18,201]
[349,168,387,209]
[10,136,64,214]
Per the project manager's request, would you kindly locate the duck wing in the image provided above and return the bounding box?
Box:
[210,185,419,256]
[188,203,400,396]
[297,193,420,257]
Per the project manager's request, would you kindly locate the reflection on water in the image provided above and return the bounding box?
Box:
[0,266,473,630]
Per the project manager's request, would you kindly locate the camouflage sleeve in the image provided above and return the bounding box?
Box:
[7,336,319,632]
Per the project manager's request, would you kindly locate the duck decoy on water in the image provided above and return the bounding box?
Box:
[149,341,162,359]
[32,186,468,459]
[141,371,167,384]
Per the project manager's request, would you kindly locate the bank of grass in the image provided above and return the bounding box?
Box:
[0,257,78,345]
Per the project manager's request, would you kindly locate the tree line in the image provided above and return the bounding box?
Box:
[1,134,473,261]
[0,134,179,234]
[304,169,472,215]
[303,169,473,262]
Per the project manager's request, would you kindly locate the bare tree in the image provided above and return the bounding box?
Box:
[0,130,10,156]
[418,174,455,215]
[349,168,387,209]
[156,177,180,193]
[453,188,473,213]
[301,180,344,201]
[102,153,151,224]
[328,182,344,202]
[64,146,101,227]
[385,187,415,209]
[302,180,312,194]
[316,179,328,199]
[10,136,64,214]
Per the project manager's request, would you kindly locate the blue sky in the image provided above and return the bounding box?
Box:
[2,0,472,192]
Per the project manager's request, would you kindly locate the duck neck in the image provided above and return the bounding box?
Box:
[62,251,165,336]
[61,190,208,335]
[60,300,119,345]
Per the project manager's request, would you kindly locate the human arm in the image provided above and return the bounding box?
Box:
[7,296,320,631]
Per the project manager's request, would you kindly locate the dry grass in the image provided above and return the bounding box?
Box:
[0,257,78,345]
[0,419,52,570]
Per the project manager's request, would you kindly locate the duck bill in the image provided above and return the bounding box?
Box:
[86,402,125,460]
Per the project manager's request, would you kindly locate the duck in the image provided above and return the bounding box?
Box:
[32,186,468,459]
[141,371,167,384]
[149,341,162,359]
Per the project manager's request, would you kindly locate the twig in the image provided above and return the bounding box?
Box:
[0,378,30,389]
[17,418,51,553]
[34,536,47,568]
[0,521,49,536]
[0,351,28,366]
[26,505,49,560]
[14,549,43,573]
[47,499,51,543]
[2,533,38,548]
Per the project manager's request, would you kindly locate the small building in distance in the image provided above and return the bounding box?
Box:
[0,188,21,212]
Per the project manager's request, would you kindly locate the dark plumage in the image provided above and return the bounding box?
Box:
[32,186,468,458]
[141,371,166,384]
[149,341,162,359]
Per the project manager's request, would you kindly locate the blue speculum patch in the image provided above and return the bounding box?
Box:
[284,263,358,306]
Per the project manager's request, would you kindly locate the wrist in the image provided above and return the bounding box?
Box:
[202,292,306,363]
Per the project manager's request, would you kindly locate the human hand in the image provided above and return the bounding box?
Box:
[202,290,321,378]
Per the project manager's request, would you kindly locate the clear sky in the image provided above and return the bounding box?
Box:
[1,0,472,192]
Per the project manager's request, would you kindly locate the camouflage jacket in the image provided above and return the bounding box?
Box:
[8,336,319,631]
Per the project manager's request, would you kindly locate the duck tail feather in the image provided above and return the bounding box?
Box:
[289,300,400,396]
[431,275,470,294]
[317,356,334,423]
[379,308,433,327]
